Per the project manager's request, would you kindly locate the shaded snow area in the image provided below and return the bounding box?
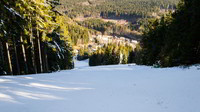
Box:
[74,59,89,68]
[0,61,200,112]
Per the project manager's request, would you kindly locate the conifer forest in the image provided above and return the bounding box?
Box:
[0,0,200,75]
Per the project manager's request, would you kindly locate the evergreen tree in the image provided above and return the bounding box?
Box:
[89,44,133,66]
[138,0,200,67]
[0,0,74,75]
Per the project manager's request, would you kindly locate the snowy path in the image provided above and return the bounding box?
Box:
[0,61,200,112]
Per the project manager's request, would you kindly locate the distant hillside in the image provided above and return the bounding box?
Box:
[55,0,180,53]
[56,0,179,19]
[56,0,179,40]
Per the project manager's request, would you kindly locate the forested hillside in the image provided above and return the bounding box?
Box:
[135,0,200,67]
[1,1,200,111]
[0,0,74,75]
[89,44,134,66]
[55,0,179,41]
[1,0,199,75]
[57,0,179,19]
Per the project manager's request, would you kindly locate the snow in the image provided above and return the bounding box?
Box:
[74,59,89,68]
[53,41,61,52]
[0,60,200,112]
[4,5,23,19]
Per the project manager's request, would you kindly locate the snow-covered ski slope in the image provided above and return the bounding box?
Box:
[0,60,200,112]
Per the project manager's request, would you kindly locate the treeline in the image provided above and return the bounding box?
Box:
[77,18,141,39]
[98,0,176,18]
[67,24,89,45]
[89,44,134,66]
[77,46,90,61]
[77,19,115,34]
[135,0,200,67]
[0,0,74,75]
[57,0,179,19]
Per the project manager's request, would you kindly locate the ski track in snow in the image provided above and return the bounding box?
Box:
[0,60,200,112]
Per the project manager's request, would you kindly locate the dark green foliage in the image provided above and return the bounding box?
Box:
[138,0,200,67]
[140,16,171,65]
[128,51,136,64]
[89,44,133,66]
[77,19,115,34]
[57,0,179,39]
[0,42,6,75]
[57,0,179,19]
[78,18,141,39]
[77,47,90,61]
[0,0,74,75]
[67,24,89,45]
[47,31,74,72]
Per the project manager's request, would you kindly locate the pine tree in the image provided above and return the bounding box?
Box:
[138,0,200,67]
[0,0,74,75]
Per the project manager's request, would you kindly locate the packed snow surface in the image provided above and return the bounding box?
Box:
[0,60,200,112]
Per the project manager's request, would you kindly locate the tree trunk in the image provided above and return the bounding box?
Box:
[3,41,13,75]
[20,35,29,74]
[0,41,3,62]
[28,24,37,74]
[0,41,4,72]
[13,37,20,75]
[35,29,43,73]
[41,42,49,73]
